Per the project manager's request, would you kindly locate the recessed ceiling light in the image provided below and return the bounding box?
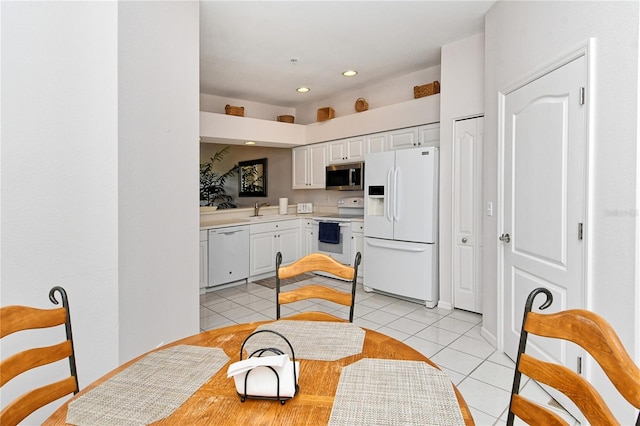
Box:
[342,70,358,77]
[244,141,256,145]
[296,87,310,93]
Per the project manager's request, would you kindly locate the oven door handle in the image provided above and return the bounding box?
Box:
[314,221,350,227]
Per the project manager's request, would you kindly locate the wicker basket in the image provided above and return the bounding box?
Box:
[277,115,295,123]
[225,104,244,117]
[354,98,368,113]
[317,107,335,122]
[413,81,440,98]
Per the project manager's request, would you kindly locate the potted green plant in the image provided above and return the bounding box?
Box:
[200,146,239,209]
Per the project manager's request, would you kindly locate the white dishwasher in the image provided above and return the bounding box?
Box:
[208,225,249,287]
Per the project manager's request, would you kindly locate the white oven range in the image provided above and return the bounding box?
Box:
[312,197,364,268]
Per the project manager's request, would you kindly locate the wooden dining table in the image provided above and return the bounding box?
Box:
[45,320,475,425]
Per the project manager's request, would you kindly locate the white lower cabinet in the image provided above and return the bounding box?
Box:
[250,220,301,277]
[301,219,314,256]
[351,221,364,280]
[199,230,208,290]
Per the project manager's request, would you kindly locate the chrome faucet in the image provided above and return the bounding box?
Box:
[254,201,270,216]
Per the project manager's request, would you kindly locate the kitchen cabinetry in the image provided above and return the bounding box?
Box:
[292,144,327,189]
[388,124,440,150]
[327,136,365,164]
[250,220,301,277]
[208,226,249,287]
[365,132,388,154]
[301,219,314,256]
[199,230,208,291]
[351,221,364,280]
[418,123,440,147]
[388,127,419,150]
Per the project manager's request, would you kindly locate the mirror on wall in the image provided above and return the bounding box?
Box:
[238,158,267,197]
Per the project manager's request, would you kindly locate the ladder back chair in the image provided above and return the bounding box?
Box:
[275,251,361,322]
[1,286,79,426]
[507,287,640,426]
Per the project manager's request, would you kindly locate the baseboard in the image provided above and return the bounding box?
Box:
[481,326,497,349]
[437,300,453,310]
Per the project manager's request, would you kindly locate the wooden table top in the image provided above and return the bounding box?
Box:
[45,321,475,425]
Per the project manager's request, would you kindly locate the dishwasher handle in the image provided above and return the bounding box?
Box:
[209,226,248,236]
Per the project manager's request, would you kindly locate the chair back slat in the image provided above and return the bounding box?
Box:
[0,376,78,426]
[278,252,355,280]
[278,284,352,306]
[518,353,618,425]
[1,341,73,386]
[510,394,569,426]
[1,305,67,338]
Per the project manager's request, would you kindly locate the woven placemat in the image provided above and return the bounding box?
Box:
[245,320,365,361]
[328,358,465,426]
[66,345,229,426]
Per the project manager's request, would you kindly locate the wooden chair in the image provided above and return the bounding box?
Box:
[275,252,361,322]
[507,287,640,426]
[1,286,79,426]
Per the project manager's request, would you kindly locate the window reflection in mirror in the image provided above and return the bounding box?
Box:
[238,158,267,197]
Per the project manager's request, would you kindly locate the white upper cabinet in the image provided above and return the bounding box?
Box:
[365,132,388,155]
[327,136,365,164]
[292,144,327,189]
[419,123,440,147]
[388,127,419,150]
[388,124,440,150]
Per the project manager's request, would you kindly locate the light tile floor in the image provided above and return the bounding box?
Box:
[200,275,579,426]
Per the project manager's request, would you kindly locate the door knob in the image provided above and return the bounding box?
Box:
[461,238,468,243]
[499,233,511,243]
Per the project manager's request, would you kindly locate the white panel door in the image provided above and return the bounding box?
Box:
[502,55,587,419]
[454,117,483,313]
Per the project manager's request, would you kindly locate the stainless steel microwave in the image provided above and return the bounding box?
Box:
[325,162,364,191]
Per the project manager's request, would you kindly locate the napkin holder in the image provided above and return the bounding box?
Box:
[228,329,299,404]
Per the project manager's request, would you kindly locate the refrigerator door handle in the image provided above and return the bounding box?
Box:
[393,167,400,222]
[386,168,393,222]
[365,238,427,252]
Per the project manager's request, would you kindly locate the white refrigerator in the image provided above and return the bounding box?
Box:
[364,147,439,307]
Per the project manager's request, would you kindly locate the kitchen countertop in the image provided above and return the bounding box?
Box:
[200,211,363,230]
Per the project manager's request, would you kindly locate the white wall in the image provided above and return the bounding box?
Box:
[296,66,441,125]
[0,1,199,422]
[439,33,485,310]
[118,1,200,363]
[200,93,296,121]
[485,1,639,420]
[1,2,119,423]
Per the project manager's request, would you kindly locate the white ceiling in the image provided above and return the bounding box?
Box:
[200,1,496,108]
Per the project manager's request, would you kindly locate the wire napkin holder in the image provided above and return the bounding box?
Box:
[233,329,299,404]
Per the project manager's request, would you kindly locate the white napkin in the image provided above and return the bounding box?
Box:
[227,354,299,398]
